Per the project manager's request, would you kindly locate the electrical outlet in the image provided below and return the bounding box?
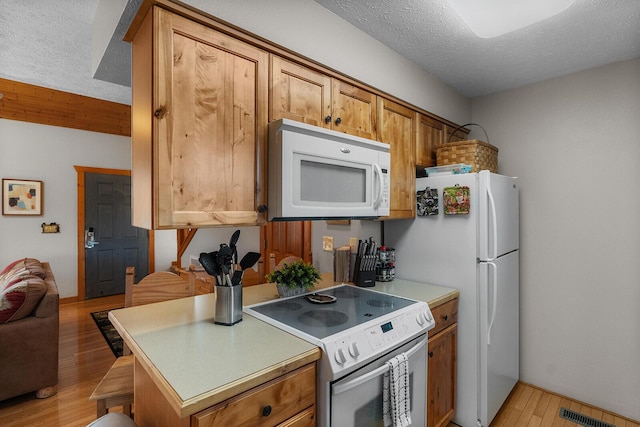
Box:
[349,237,358,252]
[323,236,334,251]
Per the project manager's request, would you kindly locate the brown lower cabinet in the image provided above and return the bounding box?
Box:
[132,299,457,427]
[192,363,316,426]
[427,298,459,427]
[133,358,316,427]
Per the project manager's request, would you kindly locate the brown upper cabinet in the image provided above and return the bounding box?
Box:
[416,113,445,168]
[270,56,377,140]
[416,115,470,169]
[377,98,416,219]
[130,7,269,229]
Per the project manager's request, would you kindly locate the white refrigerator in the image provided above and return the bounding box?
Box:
[385,170,519,427]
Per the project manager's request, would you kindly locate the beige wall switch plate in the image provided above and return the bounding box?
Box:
[323,236,334,251]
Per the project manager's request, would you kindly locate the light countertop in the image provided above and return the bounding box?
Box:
[109,275,458,418]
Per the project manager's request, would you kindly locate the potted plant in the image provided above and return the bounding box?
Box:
[266,260,321,297]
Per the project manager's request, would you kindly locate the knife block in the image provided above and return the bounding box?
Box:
[214,284,243,325]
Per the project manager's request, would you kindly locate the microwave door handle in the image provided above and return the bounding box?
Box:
[373,163,384,208]
[331,338,426,396]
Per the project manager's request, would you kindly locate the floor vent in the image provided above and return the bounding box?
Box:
[559,407,615,427]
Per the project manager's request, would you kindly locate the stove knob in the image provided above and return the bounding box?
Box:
[348,342,360,358]
[416,312,426,326]
[334,347,347,365]
[424,309,433,323]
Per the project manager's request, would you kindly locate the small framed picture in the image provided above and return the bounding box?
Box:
[2,179,43,216]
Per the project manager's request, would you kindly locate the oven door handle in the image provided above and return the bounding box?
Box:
[332,338,426,396]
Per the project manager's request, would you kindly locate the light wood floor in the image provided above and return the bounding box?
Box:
[0,295,637,427]
[0,294,124,426]
[491,382,640,427]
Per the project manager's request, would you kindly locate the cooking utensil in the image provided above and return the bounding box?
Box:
[239,251,261,270]
[231,251,261,286]
[199,252,219,276]
[229,229,240,272]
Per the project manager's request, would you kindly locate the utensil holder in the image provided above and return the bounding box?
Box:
[214,284,243,325]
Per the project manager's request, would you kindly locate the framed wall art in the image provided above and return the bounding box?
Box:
[2,179,43,216]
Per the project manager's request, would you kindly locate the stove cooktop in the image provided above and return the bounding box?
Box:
[245,285,417,340]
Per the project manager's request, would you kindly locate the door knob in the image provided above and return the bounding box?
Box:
[85,227,100,249]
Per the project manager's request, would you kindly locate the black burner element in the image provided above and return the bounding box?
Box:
[333,286,361,298]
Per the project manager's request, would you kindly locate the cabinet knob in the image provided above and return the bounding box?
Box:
[442,314,448,321]
[257,205,267,213]
[428,351,434,358]
[335,117,342,125]
[262,405,272,417]
[325,115,332,123]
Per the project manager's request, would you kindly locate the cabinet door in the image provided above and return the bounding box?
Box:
[416,114,444,168]
[152,8,268,228]
[270,55,331,128]
[331,79,377,139]
[428,323,457,427]
[445,124,468,143]
[377,97,415,219]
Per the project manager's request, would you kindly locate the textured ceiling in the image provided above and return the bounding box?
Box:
[312,0,640,97]
[0,0,638,105]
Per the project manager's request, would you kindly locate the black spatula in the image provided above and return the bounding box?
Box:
[231,251,262,286]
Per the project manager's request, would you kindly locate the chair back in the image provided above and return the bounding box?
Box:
[125,267,196,308]
[269,255,304,272]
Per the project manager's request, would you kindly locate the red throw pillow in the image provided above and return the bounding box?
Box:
[0,275,47,323]
[0,258,27,278]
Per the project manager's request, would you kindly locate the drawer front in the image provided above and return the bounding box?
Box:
[429,298,458,337]
[277,406,316,427]
[192,363,316,427]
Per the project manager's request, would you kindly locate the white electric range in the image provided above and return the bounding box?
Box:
[244,284,435,426]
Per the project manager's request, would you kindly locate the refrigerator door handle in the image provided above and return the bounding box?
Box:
[486,180,498,262]
[486,261,498,346]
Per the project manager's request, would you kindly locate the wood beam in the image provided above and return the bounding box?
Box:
[0,78,131,136]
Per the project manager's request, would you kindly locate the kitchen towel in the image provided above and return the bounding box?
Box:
[383,352,412,427]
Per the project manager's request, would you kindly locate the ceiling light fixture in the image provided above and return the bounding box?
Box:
[446,0,576,38]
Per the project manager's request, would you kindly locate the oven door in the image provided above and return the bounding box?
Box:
[330,334,427,427]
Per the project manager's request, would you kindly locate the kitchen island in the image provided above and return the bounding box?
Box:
[109,276,458,426]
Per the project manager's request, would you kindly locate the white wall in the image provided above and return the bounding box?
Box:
[0,119,131,298]
[471,57,640,420]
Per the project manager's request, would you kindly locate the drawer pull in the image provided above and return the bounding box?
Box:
[442,314,448,321]
[262,405,272,417]
[428,351,434,358]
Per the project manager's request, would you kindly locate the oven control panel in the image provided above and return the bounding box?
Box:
[323,302,434,376]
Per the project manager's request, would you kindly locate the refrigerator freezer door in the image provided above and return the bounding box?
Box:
[478,250,519,426]
[478,171,519,261]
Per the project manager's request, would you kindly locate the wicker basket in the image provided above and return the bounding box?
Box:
[436,139,499,173]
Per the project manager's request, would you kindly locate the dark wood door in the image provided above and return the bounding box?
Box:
[85,173,148,298]
[262,221,312,275]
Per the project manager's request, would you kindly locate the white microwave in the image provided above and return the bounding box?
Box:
[268,119,390,221]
